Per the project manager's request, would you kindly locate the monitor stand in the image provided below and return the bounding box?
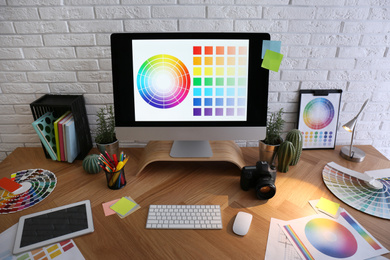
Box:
[136,140,246,176]
[170,140,213,158]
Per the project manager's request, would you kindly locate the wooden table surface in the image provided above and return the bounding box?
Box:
[0,145,389,259]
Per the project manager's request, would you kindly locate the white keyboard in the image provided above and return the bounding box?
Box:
[146,205,222,229]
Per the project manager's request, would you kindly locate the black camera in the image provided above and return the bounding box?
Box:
[240,161,276,199]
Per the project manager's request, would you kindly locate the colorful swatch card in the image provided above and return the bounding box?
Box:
[0,224,85,260]
[282,209,389,260]
[0,177,21,192]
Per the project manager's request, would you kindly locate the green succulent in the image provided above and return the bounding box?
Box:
[94,105,116,144]
[263,108,285,145]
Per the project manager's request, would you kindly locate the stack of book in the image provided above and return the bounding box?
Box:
[32,111,80,163]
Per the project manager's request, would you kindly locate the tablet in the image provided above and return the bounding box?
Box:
[13,200,94,254]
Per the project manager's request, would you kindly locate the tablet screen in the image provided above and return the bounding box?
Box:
[13,200,94,254]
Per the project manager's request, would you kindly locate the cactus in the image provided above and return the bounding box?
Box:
[285,129,303,166]
[82,154,102,174]
[277,141,295,173]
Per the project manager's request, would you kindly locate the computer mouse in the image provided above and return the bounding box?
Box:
[232,211,252,236]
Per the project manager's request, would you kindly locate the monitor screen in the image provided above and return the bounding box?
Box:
[112,33,270,157]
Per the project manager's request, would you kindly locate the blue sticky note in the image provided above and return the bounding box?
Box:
[262,40,282,59]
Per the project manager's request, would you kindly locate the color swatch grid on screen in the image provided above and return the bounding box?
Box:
[192,45,248,118]
[137,54,191,109]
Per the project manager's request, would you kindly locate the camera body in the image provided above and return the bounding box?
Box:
[240,161,276,199]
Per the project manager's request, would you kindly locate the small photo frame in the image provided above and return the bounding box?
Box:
[297,89,342,149]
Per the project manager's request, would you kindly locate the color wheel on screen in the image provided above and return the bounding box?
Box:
[137,54,191,109]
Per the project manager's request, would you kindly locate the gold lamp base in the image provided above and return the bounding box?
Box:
[340,146,366,162]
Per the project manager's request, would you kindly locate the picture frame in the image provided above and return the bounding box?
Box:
[297,89,342,149]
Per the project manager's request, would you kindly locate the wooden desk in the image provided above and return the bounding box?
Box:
[1,145,389,259]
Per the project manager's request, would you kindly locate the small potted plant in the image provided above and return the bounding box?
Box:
[259,108,285,165]
[95,105,119,156]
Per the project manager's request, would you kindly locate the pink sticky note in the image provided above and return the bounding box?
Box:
[102,199,120,216]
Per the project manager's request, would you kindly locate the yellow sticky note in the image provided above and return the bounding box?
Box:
[110,197,137,216]
[316,197,340,218]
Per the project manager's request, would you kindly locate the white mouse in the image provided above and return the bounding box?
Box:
[232,211,252,236]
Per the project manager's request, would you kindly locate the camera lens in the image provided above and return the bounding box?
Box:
[255,183,276,199]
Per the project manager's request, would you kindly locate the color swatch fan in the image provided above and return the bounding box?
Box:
[0,169,57,214]
[322,163,390,219]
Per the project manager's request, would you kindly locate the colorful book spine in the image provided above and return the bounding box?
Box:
[54,111,71,161]
[58,113,73,161]
[65,116,80,163]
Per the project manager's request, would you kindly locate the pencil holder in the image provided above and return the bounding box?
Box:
[105,168,126,190]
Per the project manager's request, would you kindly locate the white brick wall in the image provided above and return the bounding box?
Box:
[1,1,390,162]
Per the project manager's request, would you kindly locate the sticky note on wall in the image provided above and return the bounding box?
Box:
[261,50,283,72]
[262,40,281,59]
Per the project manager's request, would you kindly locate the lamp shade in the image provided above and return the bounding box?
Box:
[342,118,357,133]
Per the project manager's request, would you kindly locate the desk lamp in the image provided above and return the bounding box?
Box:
[340,99,368,162]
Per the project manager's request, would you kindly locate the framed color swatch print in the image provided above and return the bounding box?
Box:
[297,90,342,149]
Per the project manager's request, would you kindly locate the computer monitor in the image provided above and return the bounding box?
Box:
[112,32,270,157]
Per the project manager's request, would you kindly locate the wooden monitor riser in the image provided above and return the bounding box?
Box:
[136,140,247,176]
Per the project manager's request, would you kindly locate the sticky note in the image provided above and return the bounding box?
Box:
[261,50,283,72]
[262,40,281,59]
[102,199,120,216]
[316,197,340,218]
[110,197,137,216]
[0,177,22,192]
